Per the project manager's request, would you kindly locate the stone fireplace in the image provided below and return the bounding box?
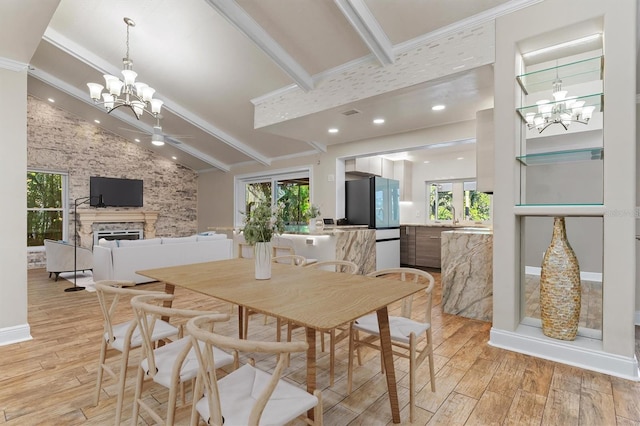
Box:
[76,210,159,248]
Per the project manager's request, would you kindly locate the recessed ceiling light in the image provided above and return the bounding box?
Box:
[328,128,339,134]
[134,138,140,143]
[373,118,385,124]
[423,160,430,164]
[94,119,100,124]
[432,105,445,111]
[457,157,464,160]
[47,98,55,103]
[151,140,164,146]
[171,156,177,160]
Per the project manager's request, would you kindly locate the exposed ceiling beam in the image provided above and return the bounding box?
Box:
[203,0,314,92]
[334,0,394,66]
[0,56,29,71]
[28,67,232,172]
[42,28,271,166]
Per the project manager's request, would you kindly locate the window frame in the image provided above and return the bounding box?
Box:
[234,166,313,227]
[27,169,69,250]
[426,178,492,224]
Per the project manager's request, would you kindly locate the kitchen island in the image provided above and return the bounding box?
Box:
[440,228,493,321]
[209,225,376,274]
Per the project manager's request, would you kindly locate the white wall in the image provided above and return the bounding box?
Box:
[0,68,30,344]
[400,149,477,223]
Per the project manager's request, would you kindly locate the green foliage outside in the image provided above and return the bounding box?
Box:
[27,172,63,246]
[466,191,491,221]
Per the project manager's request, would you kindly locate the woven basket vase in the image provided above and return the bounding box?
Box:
[539,217,581,341]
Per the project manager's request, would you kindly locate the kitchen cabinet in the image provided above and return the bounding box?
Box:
[415,226,453,268]
[381,158,394,179]
[345,156,382,176]
[393,160,413,201]
[400,225,415,266]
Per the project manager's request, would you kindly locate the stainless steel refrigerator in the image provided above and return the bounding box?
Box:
[345,177,400,269]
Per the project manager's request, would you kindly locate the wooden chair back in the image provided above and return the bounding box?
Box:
[130,294,231,380]
[366,268,434,321]
[272,254,306,266]
[187,314,310,426]
[306,260,359,274]
[94,280,164,344]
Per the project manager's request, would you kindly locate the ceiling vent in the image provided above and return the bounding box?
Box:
[341,109,361,116]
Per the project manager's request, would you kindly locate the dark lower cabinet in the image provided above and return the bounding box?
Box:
[401,225,453,269]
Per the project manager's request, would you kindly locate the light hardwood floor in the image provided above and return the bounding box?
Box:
[1,268,639,425]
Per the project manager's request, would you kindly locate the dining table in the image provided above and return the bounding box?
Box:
[137,257,427,423]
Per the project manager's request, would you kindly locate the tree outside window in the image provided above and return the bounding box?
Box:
[27,171,66,246]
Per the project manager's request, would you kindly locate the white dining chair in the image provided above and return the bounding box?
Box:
[347,267,436,423]
[130,293,237,425]
[187,314,323,426]
[93,281,178,425]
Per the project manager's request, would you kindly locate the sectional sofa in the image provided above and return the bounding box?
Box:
[92,234,233,284]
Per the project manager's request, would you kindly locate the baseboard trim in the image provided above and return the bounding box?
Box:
[0,323,32,346]
[490,325,639,381]
[524,266,602,282]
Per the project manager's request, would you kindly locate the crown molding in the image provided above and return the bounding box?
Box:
[0,56,29,72]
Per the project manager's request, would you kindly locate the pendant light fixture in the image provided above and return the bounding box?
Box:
[87,18,163,122]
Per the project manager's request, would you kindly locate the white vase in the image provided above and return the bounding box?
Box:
[254,241,272,280]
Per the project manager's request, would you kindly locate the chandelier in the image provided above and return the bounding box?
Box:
[525,78,596,133]
[87,18,163,122]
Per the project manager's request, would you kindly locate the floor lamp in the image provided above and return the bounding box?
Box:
[65,195,104,292]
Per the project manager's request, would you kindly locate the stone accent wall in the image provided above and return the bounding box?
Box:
[27,96,198,268]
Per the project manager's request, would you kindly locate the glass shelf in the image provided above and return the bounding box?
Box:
[516,93,603,122]
[516,147,603,166]
[516,56,603,95]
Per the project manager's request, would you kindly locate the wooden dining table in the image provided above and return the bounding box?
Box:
[137,258,427,423]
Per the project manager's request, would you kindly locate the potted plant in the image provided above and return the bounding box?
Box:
[305,204,322,232]
[241,201,284,279]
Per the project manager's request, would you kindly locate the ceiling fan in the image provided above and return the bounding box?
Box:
[118,116,192,146]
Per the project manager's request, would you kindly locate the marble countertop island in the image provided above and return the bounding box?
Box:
[440,228,493,322]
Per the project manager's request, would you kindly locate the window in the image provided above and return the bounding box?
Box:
[236,168,311,227]
[427,179,491,223]
[27,171,68,247]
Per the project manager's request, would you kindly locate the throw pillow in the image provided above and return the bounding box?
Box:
[98,238,118,249]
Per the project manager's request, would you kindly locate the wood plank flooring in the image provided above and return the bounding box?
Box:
[0,268,638,425]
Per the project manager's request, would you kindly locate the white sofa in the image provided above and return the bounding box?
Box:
[92,234,233,284]
[44,239,94,281]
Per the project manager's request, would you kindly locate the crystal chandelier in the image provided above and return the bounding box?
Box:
[87,18,163,122]
[525,79,595,133]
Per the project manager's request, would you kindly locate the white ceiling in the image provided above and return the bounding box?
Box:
[4,0,615,173]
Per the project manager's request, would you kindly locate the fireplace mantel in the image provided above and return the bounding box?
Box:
[76,210,159,247]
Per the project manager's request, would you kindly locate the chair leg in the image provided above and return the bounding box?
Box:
[166,378,181,426]
[427,328,436,392]
[409,334,416,423]
[131,365,145,425]
[313,389,324,426]
[54,272,60,282]
[190,374,204,426]
[93,339,108,406]
[114,345,131,425]
[329,329,335,386]
[347,325,355,394]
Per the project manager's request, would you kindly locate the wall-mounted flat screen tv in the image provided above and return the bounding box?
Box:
[90,176,143,207]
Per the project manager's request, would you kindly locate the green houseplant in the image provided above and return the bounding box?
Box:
[241,201,284,279]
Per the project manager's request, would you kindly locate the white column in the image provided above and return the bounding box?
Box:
[0,67,30,344]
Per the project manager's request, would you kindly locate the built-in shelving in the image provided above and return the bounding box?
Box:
[516,93,603,123]
[516,56,603,95]
[516,147,603,166]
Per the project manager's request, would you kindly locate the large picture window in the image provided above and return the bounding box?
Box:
[427,179,491,223]
[236,168,312,227]
[27,171,68,247]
